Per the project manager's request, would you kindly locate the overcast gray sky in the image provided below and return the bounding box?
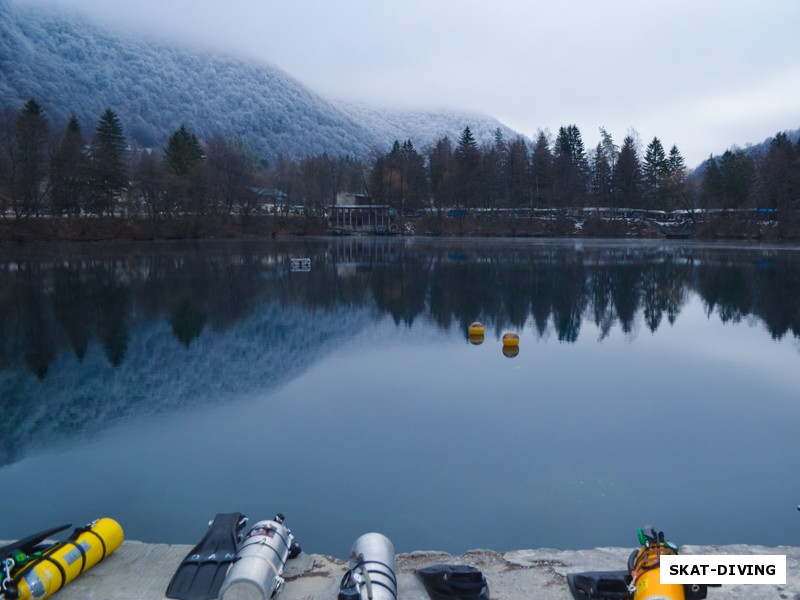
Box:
[18,0,800,166]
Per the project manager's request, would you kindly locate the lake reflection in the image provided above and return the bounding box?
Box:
[1,238,799,555]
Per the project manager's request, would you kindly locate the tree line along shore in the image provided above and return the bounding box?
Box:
[1,98,799,242]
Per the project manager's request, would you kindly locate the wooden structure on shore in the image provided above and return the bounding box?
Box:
[328,193,397,235]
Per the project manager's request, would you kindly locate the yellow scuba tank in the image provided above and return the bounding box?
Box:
[3,517,123,600]
[629,527,683,600]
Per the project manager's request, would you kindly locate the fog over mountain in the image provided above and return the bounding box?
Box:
[0,0,516,161]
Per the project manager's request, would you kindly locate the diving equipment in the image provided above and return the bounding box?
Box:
[1,518,123,600]
[166,512,248,600]
[218,513,301,600]
[338,533,397,600]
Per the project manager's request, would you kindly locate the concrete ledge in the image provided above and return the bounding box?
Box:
[6,540,798,599]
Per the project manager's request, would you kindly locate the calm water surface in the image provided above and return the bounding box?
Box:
[1,237,799,556]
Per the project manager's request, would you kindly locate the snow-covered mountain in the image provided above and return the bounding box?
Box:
[0,0,517,161]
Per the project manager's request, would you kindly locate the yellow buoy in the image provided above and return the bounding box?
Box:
[502,332,519,347]
[468,321,485,336]
[502,345,519,358]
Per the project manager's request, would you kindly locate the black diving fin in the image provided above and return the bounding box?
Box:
[166,512,247,600]
[416,564,490,600]
[0,524,71,561]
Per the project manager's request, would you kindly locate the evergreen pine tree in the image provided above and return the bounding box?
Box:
[506,136,530,208]
[662,145,688,210]
[700,155,724,208]
[642,137,668,206]
[530,131,554,209]
[667,145,685,176]
[760,132,797,215]
[717,149,755,208]
[165,124,204,176]
[427,136,454,213]
[457,126,479,154]
[455,126,481,211]
[592,127,618,206]
[399,140,427,213]
[553,124,588,206]
[15,98,50,217]
[590,142,613,206]
[50,115,89,216]
[490,128,509,207]
[612,135,642,207]
[90,108,128,215]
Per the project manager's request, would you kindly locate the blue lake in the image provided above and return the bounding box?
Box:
[1,237,799,556]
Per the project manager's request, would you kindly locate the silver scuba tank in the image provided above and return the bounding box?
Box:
[219,514,301,600]
[338,533,397,600]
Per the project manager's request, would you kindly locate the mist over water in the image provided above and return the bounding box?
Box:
[1,238,799,555]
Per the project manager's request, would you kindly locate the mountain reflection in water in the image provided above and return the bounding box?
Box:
[1,238,798,554]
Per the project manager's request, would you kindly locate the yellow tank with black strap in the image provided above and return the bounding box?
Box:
[629,528,683,600]
[4,517,123,600]
[630,545,684,600]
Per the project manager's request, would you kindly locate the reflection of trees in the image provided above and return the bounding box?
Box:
[750,257,800,340]
[550,261,587,342]
[641,263,689,333]
[697,255,800,340]
[2,242,800,379]
[170,300,206,347]
[530,263,555,337]
[370,253,431,327]
[53,265,91,360]
[0,263,57,380]
[588,267,615,340]
[21,268,57,380]
[92,272,131,367]
[698,263,751,323]
[610,266,641,334]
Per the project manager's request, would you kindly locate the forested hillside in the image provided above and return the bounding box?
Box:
[0,0,513,161]
[2,0,798,240]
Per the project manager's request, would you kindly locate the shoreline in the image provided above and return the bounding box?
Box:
[13,540,797,599]
[2,213,800,243]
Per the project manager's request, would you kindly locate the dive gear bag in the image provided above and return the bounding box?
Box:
[416,564,490,600]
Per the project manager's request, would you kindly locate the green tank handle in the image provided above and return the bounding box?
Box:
[637,527,658,546]
[636,527,679,553]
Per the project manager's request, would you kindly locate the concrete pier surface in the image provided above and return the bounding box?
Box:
[9,540,797,600]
